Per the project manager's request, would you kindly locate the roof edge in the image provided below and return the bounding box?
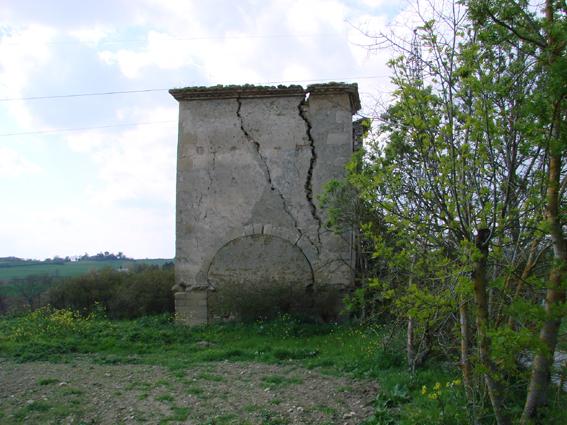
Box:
[169,84,304,101]
[169,82,361,113]
[307,82,360,113]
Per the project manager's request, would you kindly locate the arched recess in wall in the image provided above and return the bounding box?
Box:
[206,233,314,291]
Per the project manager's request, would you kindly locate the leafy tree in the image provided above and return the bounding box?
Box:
[323,0,565,423]
[466,0,566,421]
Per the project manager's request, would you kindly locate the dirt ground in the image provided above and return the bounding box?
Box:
[0,358,378,424]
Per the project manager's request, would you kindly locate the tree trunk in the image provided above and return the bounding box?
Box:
[406,262,416,373]
[407,316,416,373]
[521,131,566,424]
[459,297,478,425]
[520,2,566,421]
[473,228,510,425]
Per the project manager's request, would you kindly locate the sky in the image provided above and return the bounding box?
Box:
[0,0,414,260]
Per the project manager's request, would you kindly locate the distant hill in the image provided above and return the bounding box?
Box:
[0,258,173,282]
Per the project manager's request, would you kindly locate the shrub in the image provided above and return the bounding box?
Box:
[45,267,174,319]
[46,268,120,312]
[107,268,174,319]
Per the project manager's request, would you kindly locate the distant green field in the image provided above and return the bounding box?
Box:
[0,259,171,282]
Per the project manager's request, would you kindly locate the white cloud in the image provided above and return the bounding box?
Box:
[0,24,57,129]
[66,106,177,208]
[96,0,358,84]
[283,0,347,34]
[0,25,56,95]
[68,25,113,46]
[99,30,205,79]
[0,147,42,177]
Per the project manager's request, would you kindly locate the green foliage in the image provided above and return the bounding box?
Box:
[318,1,566,423]
[106,267,174,318]
[45,266,174,319]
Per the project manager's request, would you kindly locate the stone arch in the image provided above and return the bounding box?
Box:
[206,232,314,289]
[195,223,318,288]
[205,230,315,319]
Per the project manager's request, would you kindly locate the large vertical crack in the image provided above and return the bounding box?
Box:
[298,96,322,246]
[236,97,302,239]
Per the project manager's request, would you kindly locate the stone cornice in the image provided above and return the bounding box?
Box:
[169,85,305,101]
[169,82,361,113]
[306,83,361,114]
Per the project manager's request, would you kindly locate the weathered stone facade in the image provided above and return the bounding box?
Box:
[170,83,360,325]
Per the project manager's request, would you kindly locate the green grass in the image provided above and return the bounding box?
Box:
[261,374,303,388]
[1,310,566,424]
[0,312,387,377]
[159,406,190,423]
[9,392,85,424]
[186,385,204,396]
[156,394,175,402]
[0,259,170,283]
[0,311,456,422]
[197,372,225,382]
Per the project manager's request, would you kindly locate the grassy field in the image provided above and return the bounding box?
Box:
[0,259,171,282]
[0,310,472,425]
[0,310,565,424]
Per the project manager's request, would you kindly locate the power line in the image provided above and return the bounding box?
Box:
[0,76,391,102]
[0,88,167,102]
[0,120,176,137]
[3,33,344,47]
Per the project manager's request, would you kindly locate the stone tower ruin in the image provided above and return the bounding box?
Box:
[169,83,361,325]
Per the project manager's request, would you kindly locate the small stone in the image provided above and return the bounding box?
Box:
[343,411,356,419]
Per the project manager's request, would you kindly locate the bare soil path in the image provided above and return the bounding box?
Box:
[0,359,377,424]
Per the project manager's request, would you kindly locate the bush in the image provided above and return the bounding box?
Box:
[208,281,344,323]
[107,268,174,319]
[45,267,174,319]
[46,268,119,312]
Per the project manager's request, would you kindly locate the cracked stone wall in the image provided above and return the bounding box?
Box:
[170,83,360,325]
